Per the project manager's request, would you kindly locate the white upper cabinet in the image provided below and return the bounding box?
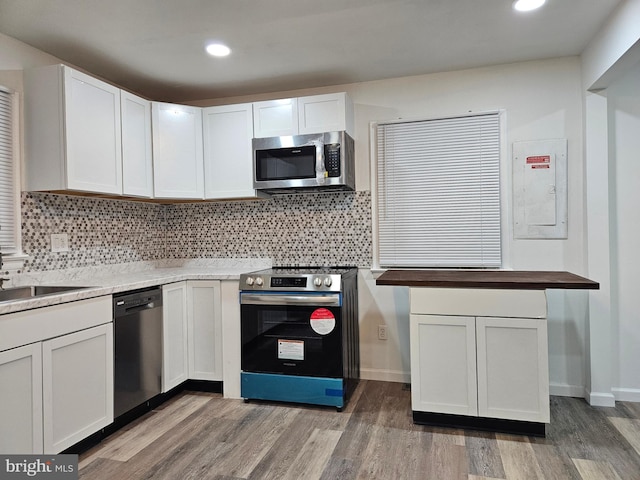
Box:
[298,92,354,137]
[121,91,153,198]
[252,98,298,138]
[152,102,204,199]
[203,103,258,199]
[24,65,123,195]
[253,93,354,138]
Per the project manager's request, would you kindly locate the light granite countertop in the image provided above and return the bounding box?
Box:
[0,258,271,315]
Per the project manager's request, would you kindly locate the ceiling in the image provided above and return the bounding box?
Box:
[0,0,622,102]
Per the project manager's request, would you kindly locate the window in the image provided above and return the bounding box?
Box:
[0,86,20,257]
[373,112,502,268]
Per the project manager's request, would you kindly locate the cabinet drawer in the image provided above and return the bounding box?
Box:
[410,288,547,318]
[0,296,112,351]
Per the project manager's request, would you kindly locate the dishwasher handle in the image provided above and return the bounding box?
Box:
[122,301,159,315]
[113,288,163,318]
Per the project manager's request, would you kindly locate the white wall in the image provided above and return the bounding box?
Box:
[582,0,640,90]
[581,0,640,406]
[0,32,61,88]
[607,62,640,400]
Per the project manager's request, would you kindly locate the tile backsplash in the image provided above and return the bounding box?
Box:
[21,192,166,271]
[20,191,372,272]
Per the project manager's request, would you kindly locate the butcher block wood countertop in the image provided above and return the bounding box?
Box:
[375,270,599,290]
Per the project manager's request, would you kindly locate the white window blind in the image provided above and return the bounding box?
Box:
[0,87,18,254]
[376,113,501,268]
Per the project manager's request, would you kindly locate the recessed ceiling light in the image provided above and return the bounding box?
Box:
[205,43,231,57]
[513,0,546,12]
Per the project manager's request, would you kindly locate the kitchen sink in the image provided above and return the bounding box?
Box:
[0,285,93,303]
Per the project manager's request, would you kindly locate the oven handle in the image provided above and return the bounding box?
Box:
[240,293,341,306]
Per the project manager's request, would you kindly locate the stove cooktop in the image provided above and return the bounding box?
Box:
[239,266,358,292]
[258,266,357,275]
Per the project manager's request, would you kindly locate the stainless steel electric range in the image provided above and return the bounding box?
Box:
[239,266,359,410]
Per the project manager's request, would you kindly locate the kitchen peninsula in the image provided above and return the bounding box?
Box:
[376,269,599,436]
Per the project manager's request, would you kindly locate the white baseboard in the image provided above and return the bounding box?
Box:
[360,368,410,384]
[612,387,640,403]
[549,382,585,398]
[585,389,616,407]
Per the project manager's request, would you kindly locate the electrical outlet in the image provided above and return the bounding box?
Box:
[378,325,388,340]
[51,233,69,253]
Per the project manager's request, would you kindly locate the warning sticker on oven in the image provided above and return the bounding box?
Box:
[278,339,304,360]
[310,308,336,335]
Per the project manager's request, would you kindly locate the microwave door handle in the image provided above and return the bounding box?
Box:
[240,294,341,306]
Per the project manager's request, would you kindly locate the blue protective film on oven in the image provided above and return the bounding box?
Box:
[325,388,343,397]
[241,372,345,408]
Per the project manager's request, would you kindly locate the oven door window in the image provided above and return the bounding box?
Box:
[255,146,316,181]
[241,303,342,377]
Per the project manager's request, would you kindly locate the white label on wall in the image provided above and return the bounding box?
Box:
[524,154,556,226]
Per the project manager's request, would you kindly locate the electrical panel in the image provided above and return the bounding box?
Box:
[513,139,567,239]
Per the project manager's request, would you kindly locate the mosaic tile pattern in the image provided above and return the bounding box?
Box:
[165,191,372,267]
[21,192,166,271]
[20,191,372,272]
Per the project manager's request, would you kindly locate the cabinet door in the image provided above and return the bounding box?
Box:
[42,324,114,453]
[162,282,189,391]
[220,280,242,399]
[410,314,477,416]
[64,67,123,194]
[476,317,550,423]
[203,103,257,199]
[298,92,353,136]
[252,98,298,137]
[0,343,43,454]
[121,91,153,197]
[186,281,222,381]
[152,102,204,199]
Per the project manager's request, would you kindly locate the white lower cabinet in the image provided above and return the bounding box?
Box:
[410,313,549,423]
[0,296,113,454]
[187,281,223,381]
[162,281,223,391]
[410,315,478,416]
[162,282,189,392]
[0,343,43,454]
[409,288,550,425]
[42,324,114,453]
[476,317,549,422]
[220,280,241,399]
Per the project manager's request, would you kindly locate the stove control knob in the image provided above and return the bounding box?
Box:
[255,277,264,286]
[314,277,323,287]
[324,276,333,287]
[245,277,254,286]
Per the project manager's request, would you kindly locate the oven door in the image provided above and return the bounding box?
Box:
[240,292,343,378]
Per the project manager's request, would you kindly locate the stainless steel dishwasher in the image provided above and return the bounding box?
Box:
[113,287,163,418]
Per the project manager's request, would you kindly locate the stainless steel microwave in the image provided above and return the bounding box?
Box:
[252,131,355,194]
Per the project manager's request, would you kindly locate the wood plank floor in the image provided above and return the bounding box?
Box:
[79,381,640,480]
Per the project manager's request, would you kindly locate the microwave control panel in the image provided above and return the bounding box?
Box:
[325,144,341,177]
